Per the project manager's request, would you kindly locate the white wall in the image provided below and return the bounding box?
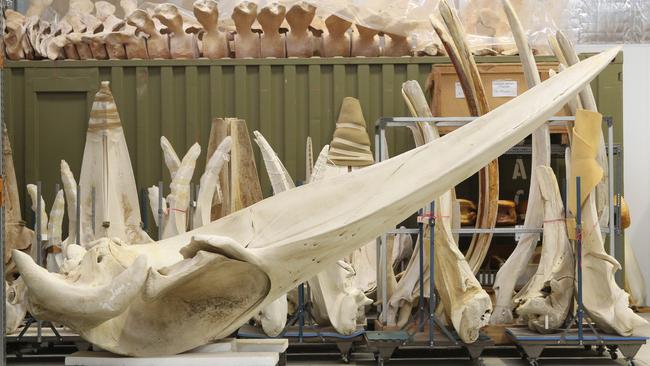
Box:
[622,45,650,305]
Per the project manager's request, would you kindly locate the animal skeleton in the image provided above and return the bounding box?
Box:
[14,47,619,356]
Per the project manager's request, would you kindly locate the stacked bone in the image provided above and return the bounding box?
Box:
[4,0,443,60]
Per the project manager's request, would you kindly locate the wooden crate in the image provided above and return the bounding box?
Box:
[429,63,572,135]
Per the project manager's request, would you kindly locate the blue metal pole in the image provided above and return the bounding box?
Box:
[298,283,304,343]
[428,202,435,347]
[576,176,583,342]
[418,208,425,332]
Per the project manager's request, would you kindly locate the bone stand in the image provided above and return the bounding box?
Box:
[351,24,380,57]
[127,10,170,59]
[154,3,197,59]
[285,2,315,57]
[321,15,351,57]
[192,0,228,59]
[231,2,261,58]
[257,3,286,58]
[12,49,619,356]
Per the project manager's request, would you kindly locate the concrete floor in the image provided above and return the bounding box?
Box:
[7,314,650,365]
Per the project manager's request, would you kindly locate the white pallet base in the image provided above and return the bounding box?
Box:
[65,338,288,366]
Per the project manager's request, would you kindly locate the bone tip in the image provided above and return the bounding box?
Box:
[100,80,111,89]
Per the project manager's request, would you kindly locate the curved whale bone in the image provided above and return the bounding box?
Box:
[491,0,551,325]
[154,137,201,238]
[45,190,65,272]
[60,160,79,245]
[434,0,499,275]
[14,50,619,355]
[194,137,232,228]
[514,166,574,333]
[193,0,229,59]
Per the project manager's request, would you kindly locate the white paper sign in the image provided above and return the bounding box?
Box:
[455,81,465,98]
[492,80,518,97]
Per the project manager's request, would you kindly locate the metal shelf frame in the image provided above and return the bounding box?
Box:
[373,115,623,336]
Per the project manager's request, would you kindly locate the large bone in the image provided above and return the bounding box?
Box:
[156,137,201,238]
[5,278,27,334]
[4,10,29,60]
[320,15,351,57]
[514,166,574,333]
[491,0,551,324]
[60,160,79,245]
[231,1,261,58]
[79,81,152,245]
[285,2,315,57]
[194,0,229,59]
[154,3,198,59]
[383,32,410,57]
[569,110,647,335]
[14,49,619,356]
[206,118,232,220]
[127,10,170,59]
[76,13,109,60]
[258,3,286,58]
[384,80,491,342]
[305,136,314,183]
[435,1,499,274]
[45,190,65,272]
[351,24,380,57]
[194,137,231,228]
[94,1,128,59]
[3,126,34,277]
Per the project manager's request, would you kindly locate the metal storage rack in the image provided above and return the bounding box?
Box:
[370,115,633,365]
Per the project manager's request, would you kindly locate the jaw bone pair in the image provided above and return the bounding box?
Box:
[14,47,619,356]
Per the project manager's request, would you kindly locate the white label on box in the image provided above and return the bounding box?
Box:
[492,80,518,97]
[455,81,465,98]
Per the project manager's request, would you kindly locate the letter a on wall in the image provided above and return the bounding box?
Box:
[512,158,528,180]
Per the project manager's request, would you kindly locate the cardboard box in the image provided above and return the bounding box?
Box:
[430,63,571,135]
